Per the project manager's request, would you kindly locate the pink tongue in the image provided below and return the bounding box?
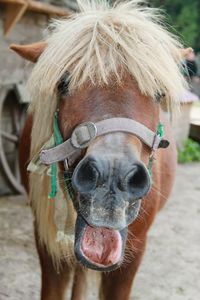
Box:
[81,226,122,266]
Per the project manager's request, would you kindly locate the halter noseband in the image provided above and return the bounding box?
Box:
[40,114,169,169]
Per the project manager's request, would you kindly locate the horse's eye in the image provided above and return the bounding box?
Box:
[58,72,70,95]
[155,91,165,102]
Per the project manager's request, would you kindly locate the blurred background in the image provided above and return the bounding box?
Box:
[0,1,199,300]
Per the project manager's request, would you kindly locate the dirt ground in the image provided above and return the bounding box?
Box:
[0,163,200,300]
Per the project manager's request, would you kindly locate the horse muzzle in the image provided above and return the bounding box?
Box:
[71,154,150,271]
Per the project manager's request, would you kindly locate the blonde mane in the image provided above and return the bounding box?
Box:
[28,0,187,264]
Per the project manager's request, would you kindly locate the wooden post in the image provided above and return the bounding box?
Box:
[1,0,29,36]
[0,0,71,36]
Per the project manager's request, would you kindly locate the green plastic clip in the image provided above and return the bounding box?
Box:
[157,122,164,138]
[147,122,164,180]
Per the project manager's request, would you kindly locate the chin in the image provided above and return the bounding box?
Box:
[74,214,128,271]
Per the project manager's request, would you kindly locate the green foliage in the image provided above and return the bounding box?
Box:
[110,0,200,49]
[178,139,200,163]
[150,0,200,50]
[175,3,198,47]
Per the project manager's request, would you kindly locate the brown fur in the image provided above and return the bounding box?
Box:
[20,75,176,300]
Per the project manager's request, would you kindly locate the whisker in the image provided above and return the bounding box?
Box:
[151,185,167,201]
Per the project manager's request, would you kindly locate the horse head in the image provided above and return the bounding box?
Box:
[57,77,156,270]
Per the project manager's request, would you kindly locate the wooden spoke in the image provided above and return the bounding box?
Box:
[0,85,26,195]
[0,130,18,142]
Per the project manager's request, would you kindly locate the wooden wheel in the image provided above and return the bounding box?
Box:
[0,83,28,194]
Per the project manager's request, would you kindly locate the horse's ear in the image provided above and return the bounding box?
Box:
[10,42,47,63]
[179,47,193,59]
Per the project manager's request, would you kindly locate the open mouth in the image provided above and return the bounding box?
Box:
[81,225,122,266]
[74,214,127,271]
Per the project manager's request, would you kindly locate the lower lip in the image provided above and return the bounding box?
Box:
[80,225,122,267]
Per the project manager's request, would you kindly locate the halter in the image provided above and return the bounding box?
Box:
[39,112,169,199]
[40,113,169,167]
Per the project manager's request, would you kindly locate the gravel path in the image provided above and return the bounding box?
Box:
[0,163,200,300]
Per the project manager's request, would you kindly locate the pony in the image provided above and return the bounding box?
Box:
[11,1,191,299]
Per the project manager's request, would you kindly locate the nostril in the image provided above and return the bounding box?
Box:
[72,158,99,193]
[128,167,145,189]
[125,163,150,199]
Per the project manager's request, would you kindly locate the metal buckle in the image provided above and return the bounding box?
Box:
[71,122,97,149]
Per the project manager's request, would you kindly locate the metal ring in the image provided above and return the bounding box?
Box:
[71,122,97,149]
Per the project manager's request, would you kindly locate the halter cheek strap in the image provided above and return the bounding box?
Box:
[40,116,169,168]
